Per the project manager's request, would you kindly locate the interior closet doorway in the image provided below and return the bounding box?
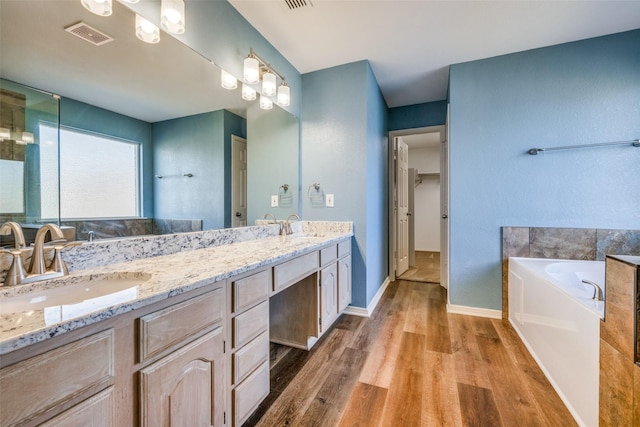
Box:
[388,124,448,288]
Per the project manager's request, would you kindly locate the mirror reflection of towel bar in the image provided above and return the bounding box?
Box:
[155,173,194,178]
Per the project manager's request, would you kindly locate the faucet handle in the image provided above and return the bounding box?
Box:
[1,249,27,286]
[50,242,82,275]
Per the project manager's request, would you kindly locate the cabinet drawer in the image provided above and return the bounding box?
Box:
[233,300,269,349]
[338,239,351,258]
[139,287,224,361]
[233,331,269,385]
[0,329,114,427]
[233,361,270,426]
[41,387,114,427]
[320,245,338,267]
[233,269,269,313]
[273,252,317,292]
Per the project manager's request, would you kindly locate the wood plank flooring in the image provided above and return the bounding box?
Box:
[243,280,577,427]
[398,251,440,283]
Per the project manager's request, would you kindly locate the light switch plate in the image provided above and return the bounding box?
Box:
[326,194,334,207]
[271,195,278,207]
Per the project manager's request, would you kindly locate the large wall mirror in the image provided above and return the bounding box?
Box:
[0,0,299,241]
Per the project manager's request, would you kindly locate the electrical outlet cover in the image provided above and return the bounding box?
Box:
[326,194,334,207]
[271,195,278,207]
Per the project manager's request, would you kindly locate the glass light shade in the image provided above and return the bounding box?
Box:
[21,132,34,144]
[221,70,238,90]
[120,0,139,3]
[242,83,256,101]
[135,15,160,44]
[260,94,273,110]
[244,57,260,84]
[0,127,9,140]
[277,84,291,106]
[161,0,185,35]
[262,71,276,96]
[81,0,112,16]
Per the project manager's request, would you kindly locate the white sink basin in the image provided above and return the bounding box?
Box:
[0,272,151,316]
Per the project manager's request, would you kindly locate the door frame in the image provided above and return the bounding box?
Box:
[388,125,446,283]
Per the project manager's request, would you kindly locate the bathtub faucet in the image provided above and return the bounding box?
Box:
[582,280,604,301]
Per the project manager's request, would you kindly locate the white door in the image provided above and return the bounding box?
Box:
[231,135,247,227]
[396,137,410,276]
[440,107,450,288]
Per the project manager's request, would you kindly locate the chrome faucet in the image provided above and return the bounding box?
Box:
[1,222,27,286]
[582,280,605,301]
[284,214,301,235]
[263,213,277,224]
[29,223,65,275]
[0,221,26,249]
[264,213,285,235]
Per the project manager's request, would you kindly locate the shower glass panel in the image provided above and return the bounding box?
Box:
[0,79,60,227]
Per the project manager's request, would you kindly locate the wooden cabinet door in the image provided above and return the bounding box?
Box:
[338,255,352,313]
[140,327,224,427]
[320,263,338,332]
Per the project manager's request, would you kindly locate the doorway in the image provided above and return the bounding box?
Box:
[388,124,448,287]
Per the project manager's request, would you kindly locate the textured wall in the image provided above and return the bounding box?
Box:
[449,30,640,310]
[301,60,388,309]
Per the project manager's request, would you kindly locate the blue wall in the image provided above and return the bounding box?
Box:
[301,60,388,309]
[448,30,640,310]
[247,103,300,224]
[388,100,447,131]
[152,110,246,229]
[60,98,153,217]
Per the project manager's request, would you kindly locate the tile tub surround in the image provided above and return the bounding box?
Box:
[598,255,640,426]
[501,227,640,318]
[0,222,353,355]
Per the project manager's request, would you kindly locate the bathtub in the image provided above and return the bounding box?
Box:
[508,257,605,427]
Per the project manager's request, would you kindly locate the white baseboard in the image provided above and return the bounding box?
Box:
[446,304,502,319]
[343,277,391,318]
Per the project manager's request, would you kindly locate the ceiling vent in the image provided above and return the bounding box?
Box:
[64,22,114,46]
[284,0,313,10]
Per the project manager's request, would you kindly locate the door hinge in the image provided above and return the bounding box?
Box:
[224,411,226,424]
[319,318,322,326]
[223,340,226,353]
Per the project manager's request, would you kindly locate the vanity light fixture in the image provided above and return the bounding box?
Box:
[135,14,160,44]
[11,131,35,145]
[244,56,260,84]
[262,70,276,96]
[81,0,112,16]
[21,132,34,144]
[277,82,290,107]
[260,94,273,110]
[243,48,291,107]
[242,83,257,101]
[161,0,185,35]
[221,70,238,90]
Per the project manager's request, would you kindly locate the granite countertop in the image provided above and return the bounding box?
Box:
[0,231,352,355]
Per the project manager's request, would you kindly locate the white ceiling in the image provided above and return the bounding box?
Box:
[228,0,640,108]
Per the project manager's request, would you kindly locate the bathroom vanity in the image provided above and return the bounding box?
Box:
[0,225,352,426]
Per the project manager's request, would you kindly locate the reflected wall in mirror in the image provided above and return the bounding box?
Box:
[0,0,299,241]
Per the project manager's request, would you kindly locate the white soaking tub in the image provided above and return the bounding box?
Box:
[508,257,605,427]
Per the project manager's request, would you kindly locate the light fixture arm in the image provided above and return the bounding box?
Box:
[248,48,286,83]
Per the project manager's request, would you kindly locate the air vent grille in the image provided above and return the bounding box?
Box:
[284,0,313,10]
[64,22,114,46]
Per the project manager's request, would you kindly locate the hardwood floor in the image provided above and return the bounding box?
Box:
[398,251,440,283]
[243,280,577,427]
